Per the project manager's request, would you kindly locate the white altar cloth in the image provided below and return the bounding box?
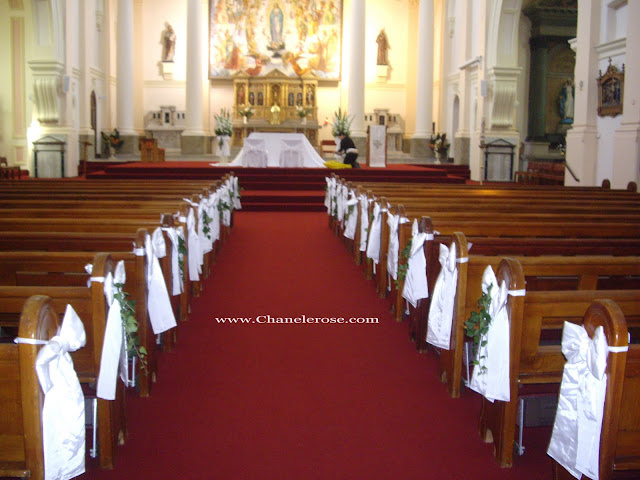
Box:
[229,133,326,168]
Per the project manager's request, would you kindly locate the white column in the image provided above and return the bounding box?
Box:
[413,0,434,139]
[116,0,135,136]
[347,0,366,138]
[612,0,640,188]
[184,0,205,136]
[565,0,600,186]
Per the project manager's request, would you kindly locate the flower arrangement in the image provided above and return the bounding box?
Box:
[101,128,124,151]
[429,133,450,154]
[295,105,313,118]
[214,108,233,137]
[329,108,353,137]
[238,104,254,119]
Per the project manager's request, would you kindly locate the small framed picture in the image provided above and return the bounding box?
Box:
[597,59,624,118]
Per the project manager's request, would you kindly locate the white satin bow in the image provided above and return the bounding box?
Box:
[402,219,429,308]
[426,242,458,349]
[548,322,609,480]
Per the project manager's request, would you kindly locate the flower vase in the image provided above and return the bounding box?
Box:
[216,135,231,162]
[243,116,247,125]
[301,117,307,126]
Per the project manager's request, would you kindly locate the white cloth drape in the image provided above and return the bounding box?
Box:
[34,305,86,480]
[146,229,177,334]
[215,136,231,157]
[325,177,335,212]
[343,190,359,240]
[468,266,513,403]
[426,243,459,349]
[386,213,409,282]
[232,176,242,209]
[402,219,429,308]
[96,261,128,400]
[366,202,385,265]
[359,194,370,252]
[547,323,610,480]
[162,225,183,296]
[186,207,201,281]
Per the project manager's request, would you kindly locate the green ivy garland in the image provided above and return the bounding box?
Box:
[177,234,186,279]
[464,284,493,375]
[202,211,213,240]
[114,283,147,373]
[394,237,413,288]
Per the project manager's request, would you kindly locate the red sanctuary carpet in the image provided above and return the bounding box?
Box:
[84,161,470,184]
[82,212,552,480]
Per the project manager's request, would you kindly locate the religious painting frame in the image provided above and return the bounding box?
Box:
[208,0,343,81]
[597,59,624,118]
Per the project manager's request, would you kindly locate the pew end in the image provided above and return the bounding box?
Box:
[0,295,59,480]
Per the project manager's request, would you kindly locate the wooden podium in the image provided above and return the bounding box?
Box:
[140,138,165,163]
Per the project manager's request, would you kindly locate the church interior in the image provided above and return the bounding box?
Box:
[1,1,640,480]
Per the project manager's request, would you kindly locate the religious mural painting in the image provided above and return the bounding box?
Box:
[208,0,342,80]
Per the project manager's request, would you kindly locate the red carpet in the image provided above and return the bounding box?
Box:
[82,212,551,480]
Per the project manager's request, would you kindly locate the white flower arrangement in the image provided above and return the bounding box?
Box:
[296,105,313,118]
[214,108,233,137]
[238,104,254,119]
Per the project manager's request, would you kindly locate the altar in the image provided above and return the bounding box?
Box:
[228,133,326,168]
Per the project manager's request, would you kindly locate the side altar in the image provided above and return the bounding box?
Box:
[230,69,319,147]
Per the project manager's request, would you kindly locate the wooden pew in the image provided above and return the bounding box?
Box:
[550,299,639,480]
[0,296,54,480]
[0,230,166,398]
[0,253,126,470]
[478,258,640,468]
[421,230,640,399]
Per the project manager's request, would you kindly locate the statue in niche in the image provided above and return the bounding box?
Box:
[376,28,390,66]
[161,23,176,62]
[559,79,574,124]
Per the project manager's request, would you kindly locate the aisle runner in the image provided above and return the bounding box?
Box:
[84,212,550,480]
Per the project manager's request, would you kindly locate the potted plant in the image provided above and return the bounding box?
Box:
[214,109,233,160]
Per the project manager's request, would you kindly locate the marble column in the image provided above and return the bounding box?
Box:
[612,0,640,188]
[347,0,366,154]
[411,0,434,158]
[182,0,208,154]
[116,0,137,154]
[565,0,600,186]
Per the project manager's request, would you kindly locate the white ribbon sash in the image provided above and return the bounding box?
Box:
[162,226,183,296]
[547,322,610,480]
[35,305,87,480]
[343,191,359,240]
[96,261,128,400]
[366,202,384,264]
[402,219,430,308]
[426,242,458,349]
[468,266,512,403]
[359,194,370,252]
[146,230,177,334]
[186,208,202,281]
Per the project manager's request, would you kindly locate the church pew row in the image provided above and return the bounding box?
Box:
[0,254,126,471]
[0,231,167,399]
[551,300,640,479]
[0,296,56,480]
[418,230,640,399]
[478,258,640,468]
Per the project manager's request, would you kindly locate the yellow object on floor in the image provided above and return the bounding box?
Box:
[324,160,352,169]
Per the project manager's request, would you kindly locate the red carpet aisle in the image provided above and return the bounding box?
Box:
[83,212,551,480]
